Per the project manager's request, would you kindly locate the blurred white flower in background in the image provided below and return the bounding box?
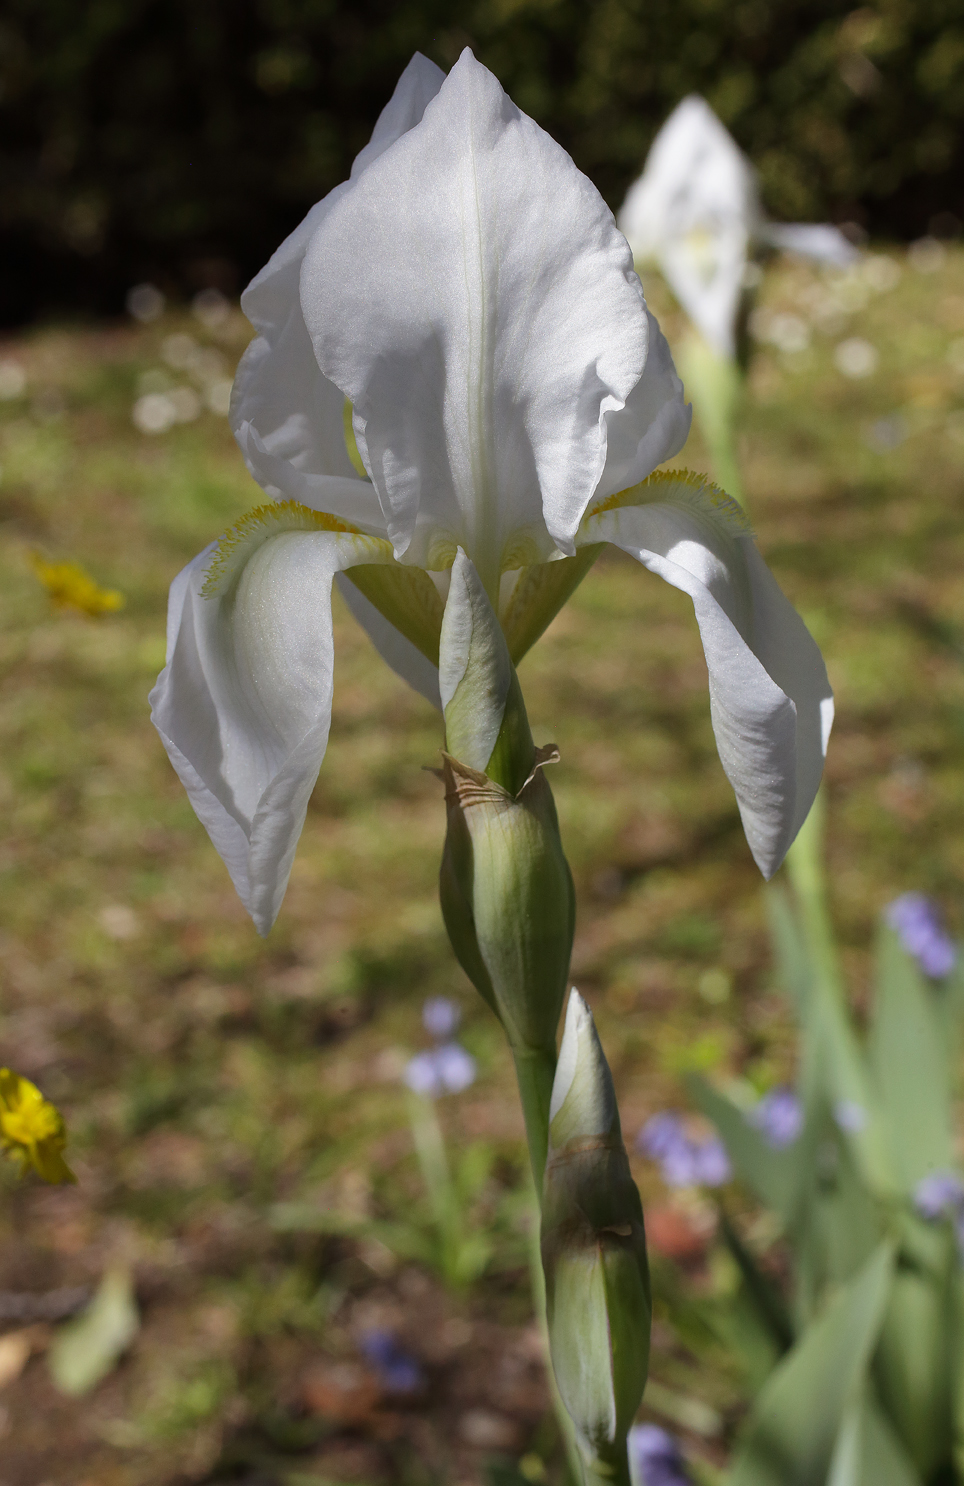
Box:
[0,360,26,400]
[834,337,879,379]
[864,414,907,452]
[618,95,858,359]
[132,393,177,435]
[132,332,234,433]
[908,237,946,274]
[126,283,165,323]
[192,287,231,330]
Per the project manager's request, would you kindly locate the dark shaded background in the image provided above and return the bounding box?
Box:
[2,0,964,326]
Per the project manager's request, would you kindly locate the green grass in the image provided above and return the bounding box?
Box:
[1,246,963,1483]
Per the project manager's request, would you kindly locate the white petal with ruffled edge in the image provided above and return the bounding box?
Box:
[231,54,446,520]
[596,308,692,503]
[579,481,832,876]
[150,517,395,933]
[301,48,651,583]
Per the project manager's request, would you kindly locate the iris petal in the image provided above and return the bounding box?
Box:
[150,506,396,932]
[579,472,832,876]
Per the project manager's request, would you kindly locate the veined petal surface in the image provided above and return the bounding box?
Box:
[580,474,832,876]
[301,48,651,582]
[231,54,445,520]
[150,506,395,933]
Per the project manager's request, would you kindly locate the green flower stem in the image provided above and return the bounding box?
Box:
[784,788,844,998]
[511,1043,557,1191]
[526,1186,585,1486]
[676,332,746,508]
[580,1458,632,1486]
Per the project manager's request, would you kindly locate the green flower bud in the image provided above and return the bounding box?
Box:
[541,992,650,1484]
[437,551,574,1057]
[439,548,535,794]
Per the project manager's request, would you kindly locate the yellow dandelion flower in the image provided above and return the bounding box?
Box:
[30,552,124,616]
[0,1068,76,1184]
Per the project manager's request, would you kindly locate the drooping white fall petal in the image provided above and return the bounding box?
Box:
[617,95,858,358]
[149,509,396,933]
[230,52,445,522]
[578,475,833,876]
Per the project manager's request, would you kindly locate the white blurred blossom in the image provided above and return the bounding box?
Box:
[618,96,858,358]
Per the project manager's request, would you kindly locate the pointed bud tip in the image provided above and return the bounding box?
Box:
[438,549,512,773]
[549,989,618,1143]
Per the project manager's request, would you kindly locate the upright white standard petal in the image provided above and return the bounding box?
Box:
[579,474,833,876]
[230,53,445,523]
[596,308,692,501]
[618,95,858,358]
[301,48,650,584]
[150,506,395,933]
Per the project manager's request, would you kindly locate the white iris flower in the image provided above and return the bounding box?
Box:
[618,95,858,359]
[150,51,832,934]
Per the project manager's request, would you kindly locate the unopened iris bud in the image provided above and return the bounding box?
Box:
[541,992,650,1484]
[437,552,574,1060]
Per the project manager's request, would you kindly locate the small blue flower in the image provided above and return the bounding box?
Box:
[637,1113,730,1189]
[914,1170,964,1221]
[404,1042,477,1098]
[886,893,957,978]
[749,1087,803,1149]
[692,1136,731,1187]
[833,1099,867,1134]
[359,1328,424,1393]
[422,996,461,1040]
[638,1112,687,1161]
[628,1423,692,1485]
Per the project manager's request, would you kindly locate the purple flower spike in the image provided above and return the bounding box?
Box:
[422,996,461,1040]
[749,1087,803,1149]
[886,893,957,978]
[359,1329,424,1393]
[629,1423,692,1485]
[914,1170,964,1221]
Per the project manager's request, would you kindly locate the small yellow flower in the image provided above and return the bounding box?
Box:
[30,551,124,616]
[0,1068,76,1184]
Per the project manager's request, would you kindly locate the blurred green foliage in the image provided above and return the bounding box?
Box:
[3,0,964,324]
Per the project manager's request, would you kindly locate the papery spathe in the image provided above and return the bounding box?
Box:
[151,52,832,933]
